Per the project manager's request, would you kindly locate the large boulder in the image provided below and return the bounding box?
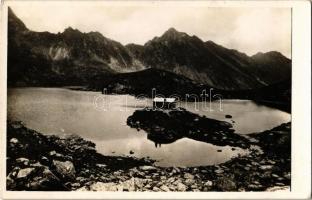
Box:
[214,176,237,191]
[16,168,35,179]
[119,177,147,191]
[27,168,68,191]
[6,164,67,191]
[176,182,187,191]
[89,182,120,191]
[15,158,30,167]
[183,173,194,179]
[139,166,157,172]
[52,160,76,180]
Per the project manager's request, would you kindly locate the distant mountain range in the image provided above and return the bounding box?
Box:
[8,7,291,91]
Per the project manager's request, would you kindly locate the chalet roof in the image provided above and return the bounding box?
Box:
[153,97,176,102]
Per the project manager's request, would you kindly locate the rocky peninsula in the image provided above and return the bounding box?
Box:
[7,116,290,191]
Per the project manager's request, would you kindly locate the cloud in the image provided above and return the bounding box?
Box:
[10,5,291,58]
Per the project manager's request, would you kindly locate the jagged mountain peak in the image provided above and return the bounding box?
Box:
[87,31,105,38]
[7,9,148,86]
[165,27,179,34]
[160,27,189,40]
[252,51,289,60]
[63,26,82,35]
[8,7,28,33]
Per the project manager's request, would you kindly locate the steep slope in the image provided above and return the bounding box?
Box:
[89,67,291,113]
[90,68,204,97]
[8,8,145,86]
[250,51,291,84]
[126,28,259,90]
[203,41,291,86]
[127,28,291,90]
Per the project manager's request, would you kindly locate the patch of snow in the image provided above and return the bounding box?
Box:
[108,57,146,73]
[49,47,69,60]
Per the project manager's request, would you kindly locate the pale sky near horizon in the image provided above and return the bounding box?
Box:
[10,6,291,58]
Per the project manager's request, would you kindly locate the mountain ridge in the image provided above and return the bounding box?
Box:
[8,8,291,90]
[127,27,290,89]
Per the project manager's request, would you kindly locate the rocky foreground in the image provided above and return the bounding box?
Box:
[7,120,290,192]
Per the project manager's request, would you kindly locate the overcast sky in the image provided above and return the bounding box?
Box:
[11,5,291,58]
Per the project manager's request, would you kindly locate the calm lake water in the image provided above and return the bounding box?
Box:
[7,88,291,167]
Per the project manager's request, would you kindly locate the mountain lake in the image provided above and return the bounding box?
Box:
[7,88,291,167]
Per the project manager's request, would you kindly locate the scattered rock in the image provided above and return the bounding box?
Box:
[215,177,237,191]
[10,138,19,144]
[272,174,279,178]
[183,173,194,179]
[215,169,224,174]
[89,182,118,191]
[251,161,258,166]
[6,176,15,189]
[139,166,157,172]
[259,165,273,170]
[40,156,49,164]
[248,184,263,190]
[266,186,290,192]
[204,180,213,187]
[16,158,30,166]
[184,178,195,186]
[153,186,161,192]
[76,186,88,191]
[11,122,23,129]
[28,168,67,191]
[267,160,276,165]
[176,182,187,191]
[144,184,151,189]
[244,167,250,171]
[17,168,35,179]
[96,164,107,168]
[52,160,76,180]
[71,182,81,188]
[284,172,291,180]
[160,185,170,192]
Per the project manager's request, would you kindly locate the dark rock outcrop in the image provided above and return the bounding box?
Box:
[249,122,291,157]
[127,108,250,148]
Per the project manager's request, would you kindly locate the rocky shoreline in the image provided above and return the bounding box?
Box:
[7,120,290,192]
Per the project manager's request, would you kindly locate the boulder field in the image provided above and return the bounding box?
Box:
[6,117,290,191]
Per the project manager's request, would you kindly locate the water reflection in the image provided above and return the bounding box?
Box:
[147,132,181,146]
[127,109,249,149]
